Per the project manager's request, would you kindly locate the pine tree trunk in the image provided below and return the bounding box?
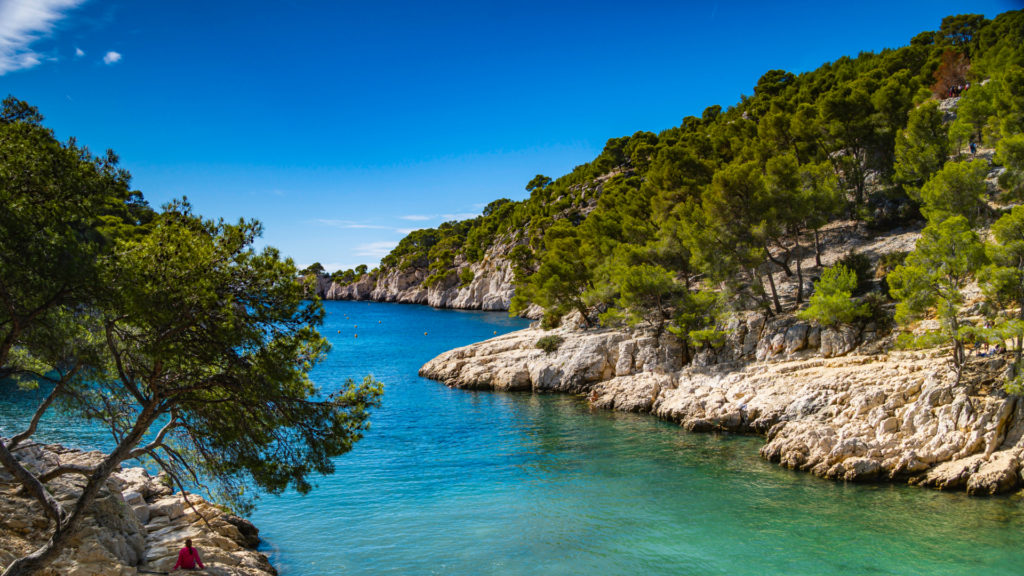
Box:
[1,404,160,576]
[952,319,965,386]
[1016,307,1023,368]
[765,262,783,314]
[749,268,774,316]
[813,228,823,267]
[794,231,804,305]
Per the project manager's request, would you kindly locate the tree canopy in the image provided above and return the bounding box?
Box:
[0,99,381,576]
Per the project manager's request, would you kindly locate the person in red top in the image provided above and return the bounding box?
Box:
[173,538,205,570]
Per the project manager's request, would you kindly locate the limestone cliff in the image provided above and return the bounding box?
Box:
[0,443,276,575]
[419,315,1024,496]
[316,175,603,313]
[322,252,516,311]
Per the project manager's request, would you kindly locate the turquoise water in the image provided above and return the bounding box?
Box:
[4,300,1024,575]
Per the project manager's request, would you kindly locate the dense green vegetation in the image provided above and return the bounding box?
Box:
[369,11,1024,374]
[797,264,870,327]
[0,99,381,576]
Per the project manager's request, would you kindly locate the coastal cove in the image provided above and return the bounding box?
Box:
[4,301,1024,575]
[7,7,1024,576]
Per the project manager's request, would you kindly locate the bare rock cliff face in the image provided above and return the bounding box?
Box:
[322,252,516,311]
[420,316,1024,496]
[0,443,276,575]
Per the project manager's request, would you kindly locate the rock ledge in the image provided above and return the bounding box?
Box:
[420,323,1024,495]
[0,443,277,575]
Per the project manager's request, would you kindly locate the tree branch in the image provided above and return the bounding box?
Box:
[145,449,213,532]
[38,463,96,483]
[128,414,179,460]
[158,440,207,490]
[8,379,67,450]
[2,400,165,576]
[0,440,66,525]
[104,320,147,405]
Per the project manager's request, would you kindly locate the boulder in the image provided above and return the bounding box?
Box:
[224,515,262,549]
[820,324,860,357]
[148,496,184,520]
[966,451,1020,496]
[784,323,809,354]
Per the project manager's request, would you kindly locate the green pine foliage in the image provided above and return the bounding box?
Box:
[888,216,987,383]
[367,11,1024,376]
[797,264,870,327]
[535,335,564,354]
[979,206,1024,390]
[996,133,1024,197]
[919,159,989,225]
[0,98,383,574]
[894,100,949,199]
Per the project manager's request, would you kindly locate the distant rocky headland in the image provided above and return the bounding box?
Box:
[314,252,516,312]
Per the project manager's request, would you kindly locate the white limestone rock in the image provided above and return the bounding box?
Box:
[0,443,276,575]
[420,323,1024,495]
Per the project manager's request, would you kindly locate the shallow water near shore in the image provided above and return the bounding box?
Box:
[4,300,1024,575]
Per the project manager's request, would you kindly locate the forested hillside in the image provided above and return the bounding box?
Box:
[324,11,1024,368]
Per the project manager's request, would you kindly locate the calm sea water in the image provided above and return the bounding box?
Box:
[4,300,1024,575]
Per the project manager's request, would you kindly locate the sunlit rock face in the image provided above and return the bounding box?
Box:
[0,443,277,576]
[320,240,520,313]
[420,317,1024,496]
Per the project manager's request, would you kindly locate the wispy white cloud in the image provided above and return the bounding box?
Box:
[74,46,83,57]
[315,219,348,227]
[400,212,480,222]
[315,219,399,231]
[0,0,84,75]
[442,213,479,221]
[354,241,398,258]
[296,261,348,275]
[102,50,121,65]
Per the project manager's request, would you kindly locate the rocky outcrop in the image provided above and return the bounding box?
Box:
[0,443,276,575]
[420,320,1024,496]
[317,228,524,313]
[323,256,516,311]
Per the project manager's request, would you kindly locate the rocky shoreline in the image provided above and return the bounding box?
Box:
[316,256,515,311]
[0,442,276,575]
[419,317,1024,496]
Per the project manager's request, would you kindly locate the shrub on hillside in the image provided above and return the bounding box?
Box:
[838,251,873,295]
[536,335,564,354]
[878,251,910,296]
[798,264,871,327]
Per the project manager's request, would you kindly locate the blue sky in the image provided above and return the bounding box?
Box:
[1,0,1020,271]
